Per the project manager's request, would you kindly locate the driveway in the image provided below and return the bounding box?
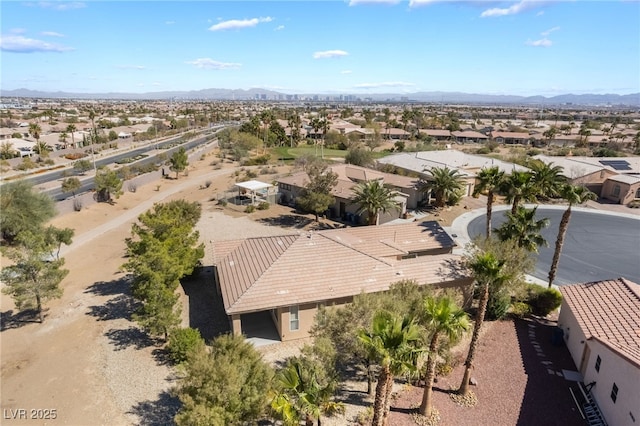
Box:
[457,205,640,285]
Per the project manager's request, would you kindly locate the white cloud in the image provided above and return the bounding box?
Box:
[354,81,416,89]
[275,25,285,31]
[0,35,74,53]
[526,38,552,47]
[116,65,146,70]
[208,17,273,31]
[349,0,401,5]
[27,2,86,11]
[313,50,349,59]
[541,26,560,36]
[165,21,175,25]
[341,70,353,74]
[186,58,241,70]
[481,0,543,18]
[41,31,65,37]
[408,0,446,7]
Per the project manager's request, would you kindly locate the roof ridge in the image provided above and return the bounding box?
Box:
[620,277,640,301]
[224,234,298,313]
[317,232,394,266]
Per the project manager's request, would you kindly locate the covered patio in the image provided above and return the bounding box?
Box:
[233,180,277,206]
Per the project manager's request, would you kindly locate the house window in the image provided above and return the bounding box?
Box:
[612,185,620,198]
[289,306,299,331]
[595,355,601,372]
[636,187,640,199]
[611,383,618,403]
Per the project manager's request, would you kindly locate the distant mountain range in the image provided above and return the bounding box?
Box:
[1,87,639,106]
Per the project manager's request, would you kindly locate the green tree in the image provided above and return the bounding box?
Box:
[345,146,374,167]
[174,334,273,425]
[44,225,74,260]
[459,251,508,396]
[359,311,423,426]
[170,147,189,179]
[529,160,566,201]
[73,159,92,175]
[122,200,204,340]
[0,229,71,322]
[419,296,469,417]
[94,167,123,203]
[473,167,506,238]
[108,130,118,141]
[271,356,343,426]
[501,171,537,215]
[496,206,549,253]
[288,112,302,146]
[0,141,16,159]
[0,180,56,243]
[66,124,77,148]
[422,166,465,207]
[352,180,398,225]
[296,163,338,221]
[548,185,597,287]
[61,177,81,198]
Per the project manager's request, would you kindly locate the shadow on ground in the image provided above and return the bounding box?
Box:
[128,390,181,426]
[181,267,230,342]
[0,309,42,331]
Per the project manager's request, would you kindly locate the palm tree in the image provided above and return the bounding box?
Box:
[495,206,550,253]
[548,185,597,287]
[423,166,465,208]
[473,167,505,238]
[66,124,77,148]
[352,180,398,225]
[419,296,469,417]
[529,160,566,201]
[459,251,507,396]
[359,311,423,426]
[501,170,536,215]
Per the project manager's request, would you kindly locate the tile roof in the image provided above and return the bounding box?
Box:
[560,278,640,367]
[215,221,465,314]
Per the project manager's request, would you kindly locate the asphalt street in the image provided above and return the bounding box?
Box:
[467,208,640,285]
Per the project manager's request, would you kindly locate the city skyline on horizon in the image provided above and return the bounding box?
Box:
[1,1,639,97]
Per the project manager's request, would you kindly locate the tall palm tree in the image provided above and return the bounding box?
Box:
[473,167,505,238]
[423,166,465,208]
[352,180,398,225]
[548,185,597,287]
[419,296,469,417]
[495,206,550,253]
[459,251,507,396]
[529,160,566,201]
[66,124,77,148]
[501,170,536,214]
[359,311,423,426]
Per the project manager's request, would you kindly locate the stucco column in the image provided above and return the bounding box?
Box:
[231,314,242,336]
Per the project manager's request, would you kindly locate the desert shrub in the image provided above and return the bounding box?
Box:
[167,327,205,365]
[245,204,256,213]
[218,198,228,207]
[476,147,491,155]
[259,166,271,175]
[627,200,640,209]
[243,154,271,166]
[15,157,37,170]
[44,158,55,166]
[510,301,532,318]
[128,182,137,193]
[356,407,373,426]
[485,289,511,320]
[204,180,212,188]
[257,202,270,210]
[527,285,562,316]
[243,170,258,180]
[73,199,83,212]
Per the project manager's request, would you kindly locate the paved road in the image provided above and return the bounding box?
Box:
[467,208,640,285]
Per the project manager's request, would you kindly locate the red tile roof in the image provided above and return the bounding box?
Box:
[560,278,640,367]
[215,221,465,315]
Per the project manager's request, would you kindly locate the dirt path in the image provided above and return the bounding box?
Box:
[0,154,297,425]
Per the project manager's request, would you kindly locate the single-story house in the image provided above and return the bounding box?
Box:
[383,128,411,140]
[377,150,529,199]
[277,164,427,224]
[212,220,471,341]
[491,131,531,145]
[601,174,640,205]
[451,130,489,143]
[557,278,640,426]
[418,129,452,141]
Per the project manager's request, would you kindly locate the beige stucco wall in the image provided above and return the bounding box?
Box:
[582,339,640,426]
[279,303,319,342]
[557,302,588,371]
[601,179,640,205]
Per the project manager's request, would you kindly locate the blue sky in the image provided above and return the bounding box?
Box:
[1,1,639,96]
